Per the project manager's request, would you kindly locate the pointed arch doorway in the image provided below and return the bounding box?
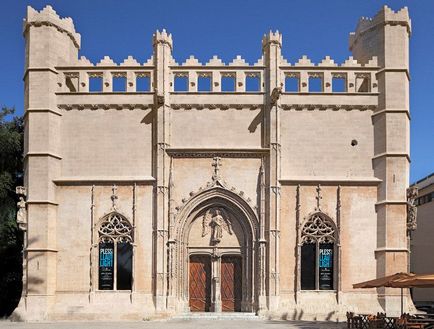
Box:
[173,188,259,313]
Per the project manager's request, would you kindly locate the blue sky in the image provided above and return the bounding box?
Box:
[0,1,432,182]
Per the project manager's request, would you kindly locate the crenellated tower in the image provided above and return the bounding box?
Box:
[350,5,412,315]
[21,5,80,319]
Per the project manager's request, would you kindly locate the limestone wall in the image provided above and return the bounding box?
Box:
[17,4,412,321]
[280,110,374,178]
[60,109,153,178]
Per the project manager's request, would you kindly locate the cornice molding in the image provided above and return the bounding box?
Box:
[24,108,62,118]
[26,200,59,206]
[26,248,58,253]
[371,109,410,120]
[280,176,382,186]
[53,176,156,185]
[24,21,80,49]
[170,104,263,111]
[166,148,269,158]
[25,152,62,160]
[57,104,153,111]
[374,247,409,253]
[23,67,58,80]
[372,152,410,162]
[280,104,376,111]
[375,200,408,208]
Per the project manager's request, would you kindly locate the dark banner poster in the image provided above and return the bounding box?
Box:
[319,243,333,290]
[99,242,114,290]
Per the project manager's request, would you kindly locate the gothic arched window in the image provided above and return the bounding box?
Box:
[98,212,133,290]
[300,213,336,291]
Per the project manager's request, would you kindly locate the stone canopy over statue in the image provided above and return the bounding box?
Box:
[201,208,233,244]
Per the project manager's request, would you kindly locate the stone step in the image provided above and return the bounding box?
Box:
[171,312,260,321]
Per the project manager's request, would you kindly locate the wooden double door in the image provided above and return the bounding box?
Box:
[189,255,242,312]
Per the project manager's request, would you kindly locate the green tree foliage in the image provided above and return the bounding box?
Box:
[0,106,24,317]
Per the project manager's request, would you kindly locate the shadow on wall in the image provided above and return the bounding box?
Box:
[1,236,46,319]
[24,237,45,294]
[140,109,154,125]
[0,228,23,318]
[248,108,263,134]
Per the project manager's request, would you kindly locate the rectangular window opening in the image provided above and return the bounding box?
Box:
[65,75,78,92]
[246,76,260,92]
[301,243,316,290]
[221,76,236,92]
[98,242,114,290]
[174,75,188,92]
[356,76,370,93]
[319,243,334,290]
[198,75,212,92]
[112,76,127,92]
[136,75,150,92]
[308,76,323,92]
[89,76,103,92]
[116,242,133,290]
[332,77,346,93]
[285,76,299,92]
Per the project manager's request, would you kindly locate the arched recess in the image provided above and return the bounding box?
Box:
[296,211,340,293]
[93,211,134,291]
[172,186,259,312]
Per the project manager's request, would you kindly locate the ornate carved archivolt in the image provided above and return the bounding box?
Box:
[98,212,133,244]
[98,185,133,244]
[301,213,336,245]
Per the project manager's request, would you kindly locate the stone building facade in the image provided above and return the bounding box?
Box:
[14,5,413,321]
[410,174,434,307]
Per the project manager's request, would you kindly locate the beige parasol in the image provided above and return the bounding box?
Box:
[353,272,434,314]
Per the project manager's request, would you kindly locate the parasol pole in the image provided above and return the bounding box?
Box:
[401,287,403,315]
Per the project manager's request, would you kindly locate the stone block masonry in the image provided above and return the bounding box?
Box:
[13,5,412,321]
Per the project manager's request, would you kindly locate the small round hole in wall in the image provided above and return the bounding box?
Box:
[351,139,358,146]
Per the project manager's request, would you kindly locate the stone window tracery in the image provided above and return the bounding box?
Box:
[300,213,337,291]
[98,212,133,290]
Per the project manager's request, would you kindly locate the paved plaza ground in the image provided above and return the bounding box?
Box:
[0,319,346,329]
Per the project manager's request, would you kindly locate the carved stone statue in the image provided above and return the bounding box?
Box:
[16,186,27,231]
[201,208,232,244]
[407,186,418,231]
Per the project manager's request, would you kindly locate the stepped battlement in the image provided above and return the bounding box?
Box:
[24,5,81,48]
[350,5,411,50]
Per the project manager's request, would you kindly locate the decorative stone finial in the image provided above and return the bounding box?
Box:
[153,29,173,50]
[212,156,222,181]
[315,184,322,211]
[262,30,282,49]
[111,184,118,210]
